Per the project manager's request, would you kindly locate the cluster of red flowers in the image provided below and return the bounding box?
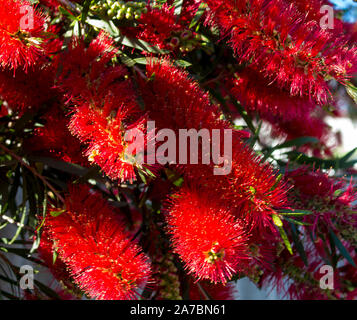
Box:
[205,0,356,155]
[43,185,152,300]
[0,0,356,300]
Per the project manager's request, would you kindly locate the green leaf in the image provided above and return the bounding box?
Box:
[114,34,169,54]
[8,205,27,245]
[340,147,357,163]
[286,150,357,170]
[264,137,319,160]
[86,18,120,37]
[28,156,88,177]
[272,136,320,150]
[173,0,183,17]
[174,59,192,68]
[53,249,58,265]
[345,82,357,105]
[0,289,19,300]
[59,6,77,21]
[283,217,312,226]
[50,209,65,217]
[33,279,61,300]
[269,173,283,191]
[189,3,208,29]
[72,20,81,37]
[278,209,313,216]
[329,229,356,267]
[230,99,256,134]
[278,226,293,255]
[272,214,283,227]
[132,57,149,65]
[137,170,147,184]
[289,223,308,266]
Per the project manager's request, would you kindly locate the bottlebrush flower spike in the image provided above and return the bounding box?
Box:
[139,58,231,132]
[267,112,335,157]
[231,68,316,121]
[226,142,289,234]
[69,99,147,183]
[166,185,250,283]
[61,33,149,183]
[128,4,182,50]
[0,63,56,115]
[205,0,357,105]
[0,0,48,71]
[229,67,337,154]
[26,107,88,166]
[38,228,76,292]
[181,141,289,235]
[55,31,119,100]
[286,167,357,237]
[44,184,151,300]
[138,59,248,167]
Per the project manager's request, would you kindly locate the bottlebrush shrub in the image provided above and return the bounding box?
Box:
[0,0,357,301]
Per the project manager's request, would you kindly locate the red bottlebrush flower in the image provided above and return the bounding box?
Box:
[59,33,149,183]
[38,228,76,292]
[183,141,289,235]
[339,256,357,299]
[228,142,289,234]
[138,59,247,166]
[188,279,237,300]
[286,167,357,236]
[44,184,151,300]
[166,185,250,283]
[26,107,88,166]
[205,0,357,105]
[286,166,336,199]
[139,59,230,133]
[121,2,203,53]
[131,4,182,50]
[69,101,146,183]
[0,0,48,71]
[0,63,56,114]
[39,0,82,10]
[55,31,119,101]
[256,244,335,300]
[231,68,316,121]
[267,112,336,157]
[229,67,337,155]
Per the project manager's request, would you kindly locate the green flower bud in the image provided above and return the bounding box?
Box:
[125,11,133,20]
[117,8,125,19]
[107,8,115,18]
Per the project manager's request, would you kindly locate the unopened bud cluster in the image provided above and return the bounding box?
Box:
[167,30,208,53]
[90,0,148,21]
